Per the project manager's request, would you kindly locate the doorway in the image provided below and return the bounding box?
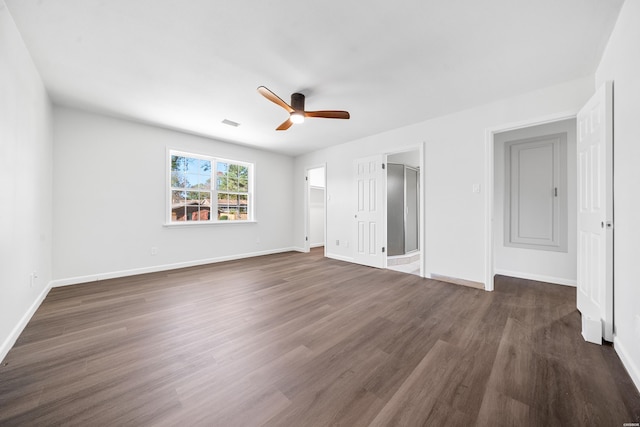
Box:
[493,118,577,286]
[306,165,326,253]
[485,113,577,291]
[386,149,422,277]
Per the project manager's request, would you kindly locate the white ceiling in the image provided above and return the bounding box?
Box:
[5,0,624,156]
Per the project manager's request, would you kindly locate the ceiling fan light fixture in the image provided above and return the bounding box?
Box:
[257,86,349,131]
[290,111,305,124]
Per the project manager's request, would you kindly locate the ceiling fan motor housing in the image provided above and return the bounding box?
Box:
[291,93,305,112]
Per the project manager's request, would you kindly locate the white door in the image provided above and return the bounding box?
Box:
[576,81,613,344]
[354,155,386,268]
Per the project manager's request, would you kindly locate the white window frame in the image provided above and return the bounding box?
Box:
[167,149,254,225]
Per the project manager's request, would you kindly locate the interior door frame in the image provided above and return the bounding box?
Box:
[484,111,577,291]
[304,163,327,255]
[385,143,425,278]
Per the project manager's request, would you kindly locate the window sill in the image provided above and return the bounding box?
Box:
[163,220,257,228]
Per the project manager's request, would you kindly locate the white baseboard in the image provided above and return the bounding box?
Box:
[0,282,51,363]
[429,273,485,290]
[614,336,640,395]
[494,269,576,287]
[325,252,354,263]
[310,243,325,248]
[50,247,297,288]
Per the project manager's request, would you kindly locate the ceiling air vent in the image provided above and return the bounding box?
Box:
[221,119,240,127]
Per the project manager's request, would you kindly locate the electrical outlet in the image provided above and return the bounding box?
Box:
[345,240,349,248]
[256,237,260,244]
[336,240,340,246]
[150,247,158,255]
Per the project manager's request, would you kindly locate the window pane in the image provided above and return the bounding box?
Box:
[171,190,186,222]
[218,192,236,220]
[238,166,249,192]
[227,164,239,192]
[172,206,186,221]
[217,175,227,191]
[217,162,228,191]
[238,194,248,220]
[171,171,185,188]
[172,190,186,204]
[185,174,197,189]
[186,157,199,173]
[218,193,229,206]
[171,155,187,172]
[218,191,228,220]
[192,206,209,221]
[201,176,211,190]
[195,207,210,221]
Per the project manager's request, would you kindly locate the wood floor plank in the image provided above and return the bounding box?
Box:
[0,251,638,425]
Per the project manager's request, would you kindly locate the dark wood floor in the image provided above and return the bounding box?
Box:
[1,248,639,426]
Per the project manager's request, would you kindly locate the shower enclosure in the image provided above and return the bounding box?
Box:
[387,163,419,256]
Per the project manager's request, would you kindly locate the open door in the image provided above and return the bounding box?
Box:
[354,155,386,268]
[306,166,326,252]
[576,81,613,344]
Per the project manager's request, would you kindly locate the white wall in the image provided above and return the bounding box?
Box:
[493,119,577,286]
[595,0,640,392]
[0,1,53,360]
[294,77,593,284]
[52,107,294,283]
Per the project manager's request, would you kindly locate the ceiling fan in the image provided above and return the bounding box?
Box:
[257,86,350,131]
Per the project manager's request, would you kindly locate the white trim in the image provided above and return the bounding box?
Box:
[484,129,495,291]
[484,110,578,292]
[614,336,640,394]
[50,247,296,288]
[494,269,576,287]
[310,243,325,249]
[0,283,51,363]
[325,252,355,263]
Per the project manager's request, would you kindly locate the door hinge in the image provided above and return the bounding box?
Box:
[382,163,386,170]
[305,176,308,181]
[305,236,308,241]
[382,247,385,253]
[554,187,558,197]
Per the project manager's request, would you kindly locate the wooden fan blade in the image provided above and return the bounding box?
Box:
[257,86,294,113]
[276,118,294,131]
[304,110,350,119]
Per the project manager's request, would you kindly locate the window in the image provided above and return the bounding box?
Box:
[169,151,252,223]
